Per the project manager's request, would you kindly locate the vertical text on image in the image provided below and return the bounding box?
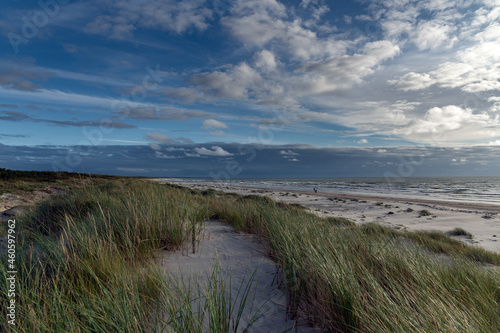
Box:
[6,219,17,326]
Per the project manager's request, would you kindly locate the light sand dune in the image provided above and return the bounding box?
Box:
[159,221,320,332]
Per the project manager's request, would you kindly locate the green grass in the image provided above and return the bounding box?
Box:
[1,179,499,332]
[1,180,207,332]
[157,259,264,332]
[447,227,474,239]
[0,168,121,195]
[419,209,432,216]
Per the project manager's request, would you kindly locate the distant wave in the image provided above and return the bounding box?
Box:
[169,177,500,206]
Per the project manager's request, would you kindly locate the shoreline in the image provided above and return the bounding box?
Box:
[157,180,500,253]
[166,181,500,213]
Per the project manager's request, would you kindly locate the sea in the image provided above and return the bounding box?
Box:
[164,177,500,207]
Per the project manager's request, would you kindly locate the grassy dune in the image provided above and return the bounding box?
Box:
[1,179,499,332]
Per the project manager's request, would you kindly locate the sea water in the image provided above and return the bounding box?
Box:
[166,177,500,206]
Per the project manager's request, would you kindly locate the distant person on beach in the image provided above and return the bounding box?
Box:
[313,188,317,193]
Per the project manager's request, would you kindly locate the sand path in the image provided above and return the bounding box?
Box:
[159,221,319,333]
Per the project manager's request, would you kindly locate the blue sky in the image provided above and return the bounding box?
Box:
[1,0,500,177]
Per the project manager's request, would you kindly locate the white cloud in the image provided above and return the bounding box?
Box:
[0,86,149,109]
[202,119,229,129]
[194,146,233,156]
[392,36,500,93]
[222,0,287,47]
[115,106,212,121]
[391,72,434,91]
[164,147,187,152]
[222,0,350,61]
[155,151,178,159]
[61,0,500,147]
[412,20,457,50]
[395,105,500,144]
[210,130,226,136]
[279,149,299,161]
[296,41,400,94]
[358,139,368,144]
[374,0,464,50]
[387,1,500,96]
[279,150,298,155]
[84,0,213,39]
[450,157,468,165]
[146,132,173,143]
[190,63,264,99]
[149,142,161,150]
[254,50,278,72]
[162,86,212,103]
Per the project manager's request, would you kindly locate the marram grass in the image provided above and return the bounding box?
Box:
[1,179,499,332]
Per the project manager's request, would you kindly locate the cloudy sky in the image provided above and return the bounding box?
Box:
[1,0,500,177]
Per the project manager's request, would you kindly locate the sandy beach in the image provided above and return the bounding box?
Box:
[161,181,500,253]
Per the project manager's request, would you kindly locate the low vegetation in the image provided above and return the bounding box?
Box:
[447,227,474,239]
[1,177,499,332]
[0,168,120,195]
[419,209,432,216]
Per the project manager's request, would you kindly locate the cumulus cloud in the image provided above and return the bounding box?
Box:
[295,41,400,94]
[450,157,468,165]
[412,20,457,50]
[84,0,213,39]
[279,149,300,161]
[221,0,287,47]
[373,0,464,50]
[392,51,500,93]
[194,146,233,156]
[149,142,162,151]
[254,50,278,72]
[395,105,499,144]
[391,72,434,91]
[202,119,229,129]
[357,139,368,144]
[279,150,298,156]
[190,63,263,99]
[388,3,500,95]
[222,0,350,61]
[190,38,399,108]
